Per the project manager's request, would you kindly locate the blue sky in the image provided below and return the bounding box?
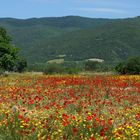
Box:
[0,0,140,19]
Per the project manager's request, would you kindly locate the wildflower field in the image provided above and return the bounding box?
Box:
[0,74,140,140]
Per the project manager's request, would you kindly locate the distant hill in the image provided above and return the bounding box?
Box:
[0,16,140,64]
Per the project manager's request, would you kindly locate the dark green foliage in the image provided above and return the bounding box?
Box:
[115,62,127,74]
[27,64,45,72]
[0,16,140,64]
[43,64,64,74]
[115,57,140,74]
[27,61,83,73]
[0,53,16,71]
[98,63,113,72]
[85,61,101,71]
[0,27,11,43]
[43,63,81,75]
[64,67,80,74]
[15,57,27,72]
[0,27,27,72]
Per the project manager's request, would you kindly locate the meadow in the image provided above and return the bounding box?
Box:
[0,74,140,140]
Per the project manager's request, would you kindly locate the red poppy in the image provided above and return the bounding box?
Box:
[72,127,78,134]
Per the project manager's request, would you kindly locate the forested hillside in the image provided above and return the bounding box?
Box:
[0,16,140,64]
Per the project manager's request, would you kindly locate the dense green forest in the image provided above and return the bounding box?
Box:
[0,16,140,65]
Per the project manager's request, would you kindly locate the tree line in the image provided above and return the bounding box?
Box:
[0,27,140,75]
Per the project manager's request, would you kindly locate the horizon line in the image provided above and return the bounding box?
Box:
[0,15,140,20]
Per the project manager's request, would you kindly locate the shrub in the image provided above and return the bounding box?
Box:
[15,57,27,73]
[84,60,103,71]
[43,63,81,75]
[64,67,80,74]
[115,57,140,75]
[43,64,64,74]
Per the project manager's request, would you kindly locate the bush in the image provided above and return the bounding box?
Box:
[64,67,80,74]
[15,57,27,73]
[84,60,111,72]
[85,61,101,71]
[43,64,64,74]
[115,57,140,75]
[43,63,81,75]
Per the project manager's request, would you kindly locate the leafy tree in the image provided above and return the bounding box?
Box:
[115,62,127,74]
[0,54,15,71]
[115,57,140,75]
[0,27,11,44]
[15,57,27,72]
[0,27,27,72]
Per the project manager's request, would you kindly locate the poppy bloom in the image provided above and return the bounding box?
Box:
[72,127,78,134]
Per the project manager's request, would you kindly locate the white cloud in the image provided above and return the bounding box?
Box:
[71,7,127,14]
[25,0,61,3]
[74,0,113,4]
